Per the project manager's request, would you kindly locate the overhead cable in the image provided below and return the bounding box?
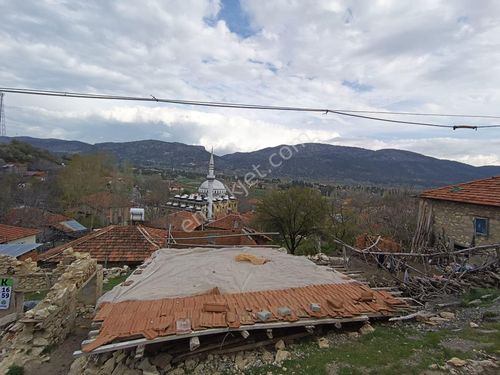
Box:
[1,87,500,129]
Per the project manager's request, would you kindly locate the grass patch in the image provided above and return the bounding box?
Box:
[461,288,500,307]
[103,273,131,292]
[245,323,499,375]
[6,365,24,375]
[24,290,49,301]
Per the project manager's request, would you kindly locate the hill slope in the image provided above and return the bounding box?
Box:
[1,136,498,187]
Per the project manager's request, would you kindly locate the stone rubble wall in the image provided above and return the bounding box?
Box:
[0,250,101,372]
[0,254,70,292]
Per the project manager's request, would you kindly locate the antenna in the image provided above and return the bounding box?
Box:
[0,92,6,136]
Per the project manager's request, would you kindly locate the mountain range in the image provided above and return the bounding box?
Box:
[1,136,499,188]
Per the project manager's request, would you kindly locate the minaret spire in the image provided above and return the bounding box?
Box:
[207,147,215,220]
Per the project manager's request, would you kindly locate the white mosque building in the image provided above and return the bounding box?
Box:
[166,150,238,220]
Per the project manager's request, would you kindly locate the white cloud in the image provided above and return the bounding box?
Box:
[0,0,499,166]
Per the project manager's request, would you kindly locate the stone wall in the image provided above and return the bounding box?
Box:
[0,250,103,372]
[0,254,71,292]
[427,199,500,247]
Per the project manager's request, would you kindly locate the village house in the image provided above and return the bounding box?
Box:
[4,207,87,244]
[79,191,131,227]
[39,224,166,266]
[0,223,41,260]
[0,223,40,245]
[413,176,500,249]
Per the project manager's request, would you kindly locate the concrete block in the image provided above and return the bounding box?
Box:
[310,303,321,312]
[277,307,291,317]
[256,310,272,321]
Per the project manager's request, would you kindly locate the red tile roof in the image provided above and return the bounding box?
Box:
[205,214,250,230]
[420,176,500,207]
[0,224,40,244]
[151,211,205,232]
[83,282,405,352]
[170,229,258,247]
[40,225,166,263]
[4,207,70,229]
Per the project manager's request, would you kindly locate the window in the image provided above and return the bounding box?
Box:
[474,217,489,236]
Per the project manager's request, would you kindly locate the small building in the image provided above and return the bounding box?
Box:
[0,223,40,245]
[413,176,500,249]
[80,191,131,226]
[39,225,166,266]
[4,207,87,243]
[0,243,42,261]
[167,228,260,248]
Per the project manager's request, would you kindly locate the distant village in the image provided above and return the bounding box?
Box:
[0,140,499,375]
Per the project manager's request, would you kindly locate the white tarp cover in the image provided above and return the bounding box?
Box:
[99,247,349,304]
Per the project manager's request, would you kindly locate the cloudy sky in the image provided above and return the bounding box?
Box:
[1,0,500,165]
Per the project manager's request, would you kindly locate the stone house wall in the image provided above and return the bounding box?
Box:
[426,199,500,247]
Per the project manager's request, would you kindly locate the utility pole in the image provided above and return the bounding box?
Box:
[0,92,6,136]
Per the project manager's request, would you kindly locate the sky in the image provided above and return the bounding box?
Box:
[1,0,500,166]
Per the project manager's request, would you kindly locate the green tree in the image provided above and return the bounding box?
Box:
[57,153,115,208]
[256,187,327,254]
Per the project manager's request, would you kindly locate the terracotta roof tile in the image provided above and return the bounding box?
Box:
[420,176,500,207]
[169,228,258,247]
[40,225,166,263]
[205,214,250,230]
[4,207,70,228]
[0,224,40,243]
[151,211,204,231]
[83,282,405,352]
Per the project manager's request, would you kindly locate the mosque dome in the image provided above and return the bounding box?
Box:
[198,179,227,196]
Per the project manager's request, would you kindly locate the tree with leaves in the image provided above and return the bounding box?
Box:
[256,187,327,254]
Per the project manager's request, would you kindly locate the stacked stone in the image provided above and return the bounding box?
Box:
[0,255,39,275]
[0,251,98,372]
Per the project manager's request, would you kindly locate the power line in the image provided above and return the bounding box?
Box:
[0,92,6,136]
[1,87,500,129]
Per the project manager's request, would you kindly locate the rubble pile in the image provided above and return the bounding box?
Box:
[307,252,345,266]
[70,323,378,375]
[103,265,130,279]
[0,251,99,372]
[70,342,297,375]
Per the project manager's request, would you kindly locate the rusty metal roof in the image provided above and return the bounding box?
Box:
[420,176,500,207]
[82,282,405,353]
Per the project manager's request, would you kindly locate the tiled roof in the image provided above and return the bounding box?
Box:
[0,224,40,244]
[4,207,70,229]
[83,282,404,352]
[40,225,166,263]
[420,176,500,207]
[205,214,251,230]
[170,229,258,247]
[151,211,205,232]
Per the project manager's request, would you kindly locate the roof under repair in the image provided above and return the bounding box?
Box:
[80,247,407,355]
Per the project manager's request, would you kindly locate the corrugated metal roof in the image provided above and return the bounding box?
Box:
[0,243,41,257]
[60,219,87,232]
[420,176,500,207]
[83,282,406,353]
